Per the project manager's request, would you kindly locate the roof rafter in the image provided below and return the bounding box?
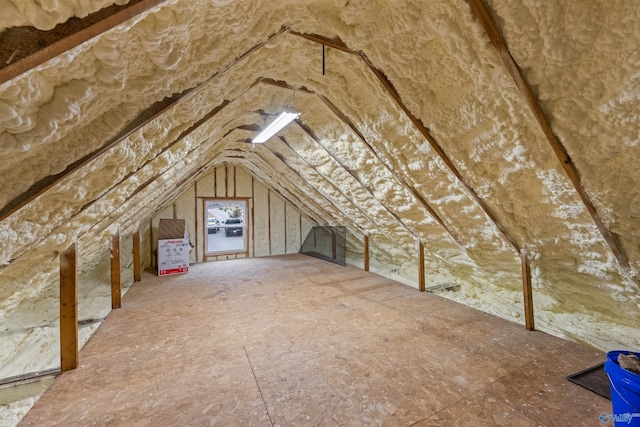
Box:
[0,25,288,219]
[271,135,380,228]
[289,30,521,255]
[466,0,628,268]
[228,149,362,233]
[0,0,168,85]
[261,78,460,246]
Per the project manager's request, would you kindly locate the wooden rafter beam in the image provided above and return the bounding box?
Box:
[364,235,370,272]
[466,0,628,268]
[418,239,426,292]
[275,136,380,228]
[247,148,368,234]
[229,151,348,231]
[0,25,283,221]
[0,0,168,85]
[288,30,520,255]
[318,94,464,247]
[294,119,418,240]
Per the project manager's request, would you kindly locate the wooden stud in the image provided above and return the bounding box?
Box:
[363,235,370,272]
[284,203,288,253]
[60,243,78,372]
[418,239,426,292]
[233,166,237,198]
[520,249,535,331]
[133,231,141,282]
[194,181,199,262]
[251,176,256,257]
[225,163,229,197]
[111,232,122,309]
[149,222,154,270]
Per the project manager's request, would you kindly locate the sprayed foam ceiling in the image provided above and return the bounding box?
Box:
[0,0,638,349]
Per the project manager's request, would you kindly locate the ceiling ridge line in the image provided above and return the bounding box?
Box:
[218,150,362,235]
[466,0,628,268]
[220,149,331,227]
[288,30,520,255]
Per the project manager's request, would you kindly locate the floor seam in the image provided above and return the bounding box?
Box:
[243,345,275,427]
[409,358,539,426]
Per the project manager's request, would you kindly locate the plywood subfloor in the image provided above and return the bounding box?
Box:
[19,255,610,426]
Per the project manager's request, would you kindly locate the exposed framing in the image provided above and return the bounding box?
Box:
[110,231,122,309]
[0,0,168,85]
[418,239,426,292]
[4,16,550,333]
[60,243,78,371]
[363,235,370,272]
[466,0,628,268]
[520,249,534,330]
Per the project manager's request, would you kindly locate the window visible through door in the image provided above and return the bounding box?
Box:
[204,199,248,255]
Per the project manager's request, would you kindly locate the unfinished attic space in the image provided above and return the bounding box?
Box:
[0,0,639,424]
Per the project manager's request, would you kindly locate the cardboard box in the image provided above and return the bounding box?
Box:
[157,219,189,276]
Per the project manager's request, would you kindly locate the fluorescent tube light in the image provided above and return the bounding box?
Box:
[252,111,300,143]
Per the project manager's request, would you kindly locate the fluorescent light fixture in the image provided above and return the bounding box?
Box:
[252,110,300,143]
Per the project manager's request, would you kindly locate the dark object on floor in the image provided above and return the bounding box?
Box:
[299,226,347,266]
[567,362,611,400]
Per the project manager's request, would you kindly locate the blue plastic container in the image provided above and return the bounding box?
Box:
[604,351,640,426]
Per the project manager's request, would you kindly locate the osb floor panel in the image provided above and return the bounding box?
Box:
[20,254,610,426]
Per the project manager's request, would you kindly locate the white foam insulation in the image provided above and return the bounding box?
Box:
[1,0,639,399]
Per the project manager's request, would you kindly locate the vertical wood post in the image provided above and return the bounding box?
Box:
[418,239,425,292]
[363,235,370,272]
[133,231,141,282]
[521,249,534,331]
[60,243,78,371]
[111,231,122,309]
